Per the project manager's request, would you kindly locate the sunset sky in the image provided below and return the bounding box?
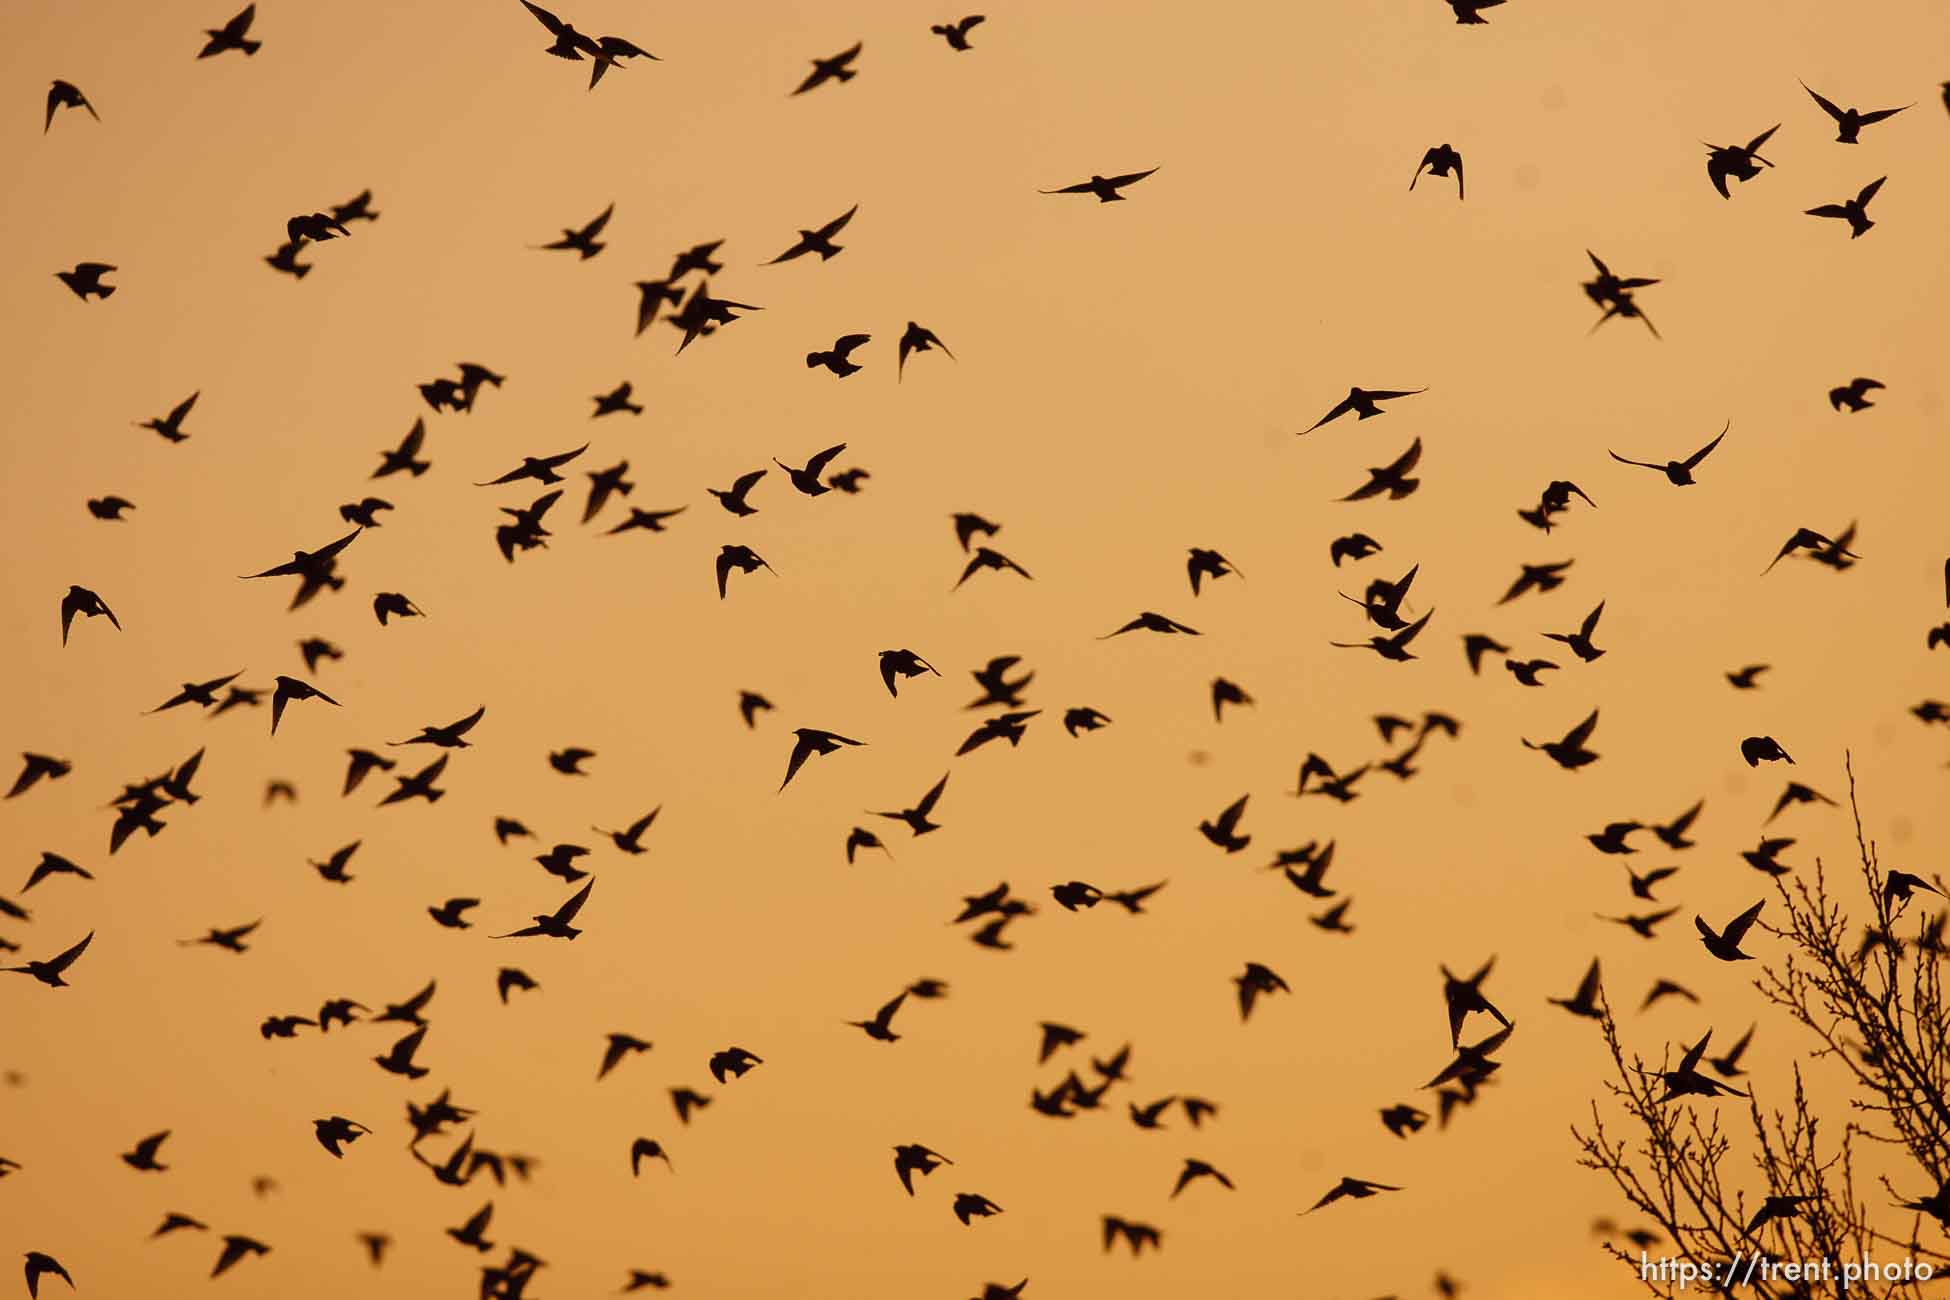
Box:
[5,2,1950,1297]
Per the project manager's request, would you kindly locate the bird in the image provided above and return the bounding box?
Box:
[1726,664,1770,689]
[548,748,595,776]
[598,1033,653,1081]
[1763,526,1855,574]
[59,585,119,644]
[210,1236,270,1278]
[1338,438,1422,501]
[1330,533,1383,566]
[1740,736,1794,766]
[1509,653,1554,685]
[4,933,93,988]
[708,469,767,516]
[373,593,425,626]
[591,382,643,418]
[873,773,950,836]
[775,444,849,496]
[1102,611,1200,638]
[1410,144,1464,199]
[198,4,260,56]
[269,676,339,735]
[1805,177,1886,239]
[1766,781,1835,822]
[1305,1177,1403,1213]
[595,807,660,853]
[23,1254,73,1298]
[1548,959,1604,1019]
[1040,168,1159,202]
[428,898,479,929]
[55,263,116,301]
[1704,124,1779,198]
[1462,633,1508,675]
[793,41,862,95]
[953,1192,1004,1225]
[897,322,955,379]
[767,206,859,264]
[1829,377,1884,412]
[1523,709,1600,770]
[806,333,872,377]
[373,418,430,478]
[1697,899,1766,961]
[1625,864,1680,901]
[623,1270,673,1292]
[7,754,72,800]
[496,968,538,1003]
[1211,677,1253,721]
[1172,1159,1234,1197]
[716,545,778,600]
[85,495,135,520]
[1235,961,1290,1021]
[781,729,863,790]
[1197,795,1251,852]
[121,1130,172,1171]
[1608,422,1727,485]
[495,879,595,940]
[476,443,589,487]
[931,15,986,49]
[1498,560,1572,605]
[1331,609,1434,661]
[956,547,1033,589]
[1301,387,1425,434]
[1187,547,1242,594]
[879,649,940,697]
[534,204,614,258]
[44,80,99,132]
[148,670,246,714]
[308,841,360,882]
[1542,602,1607,662]
[393,706,487,749]
[1801,82,1910,143]
[313,1116,370,1158]
[848,991,908,1042]
[1640,979,1698,1011]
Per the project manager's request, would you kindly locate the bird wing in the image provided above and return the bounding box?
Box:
[582,204,615,239]
[553,881,594,922]
[1682,423,1728,469]
[915,773,949,814]
[1106,167,1159,188]
[47,931,94,974]
[818,205,860,239]
[1562,709,1599,747]
[1805,203,1849,219]
[1801,82,1845,121]
[1723,899,1765,945]
[1388,438,1423,473]
[1856,106,1909,125]
[1857,175,1887,205]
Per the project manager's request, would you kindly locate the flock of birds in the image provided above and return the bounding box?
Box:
[12,5,1950,1300]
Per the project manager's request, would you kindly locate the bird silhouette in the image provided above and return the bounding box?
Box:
[1609,422,1727,485]
[1801,81,1909,142]
[781,728,864,790]
[1697,899,1766,961]
[1410,144,1464,199]
[1301,386,1425,434]
[897,322,955,379]
[1542,602,1607,662]
[1040,168,1159,202]
[716,545,777,599]
[198,5,260,57]
[848,990,908,1042]
[1805,176,1886,238]
[4,933,93,988]
[58,585,119,644]
[534,204,613,259]
[1524,709,1600,769]
[932,16,986,49]
[768,206,859,264]
[1829,377,1884,412]
[55,263,116,301]
[793,41,862,94]
[1338,438,1422,501]
[1704,124,1778,198]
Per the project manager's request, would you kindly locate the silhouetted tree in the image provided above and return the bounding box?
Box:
[1576,758,1950,1298]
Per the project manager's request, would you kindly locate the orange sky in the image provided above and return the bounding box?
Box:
[5,2,1950,1297]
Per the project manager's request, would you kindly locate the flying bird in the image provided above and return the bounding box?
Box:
[1338,438,1422,501]
[1829,377,1884,412]
[1410,144,1464,199]
[1608,422,1727,485]
[1805,176,1886,239]
[55,263,116,301]
[44,80,98,131]
[897,322,954,378]
[793,42,862,95]
[767,206,859,264]
[1704,124,1779,198]
[198,5,261,58]
[1801,81,1910,143]
[931,16,986,49]
[533,204,614,259]
[1040,168,1159,202]
[59,585,119,644]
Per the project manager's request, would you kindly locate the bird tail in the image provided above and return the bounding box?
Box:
[98,285,118,298]
[242,39,262,55]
